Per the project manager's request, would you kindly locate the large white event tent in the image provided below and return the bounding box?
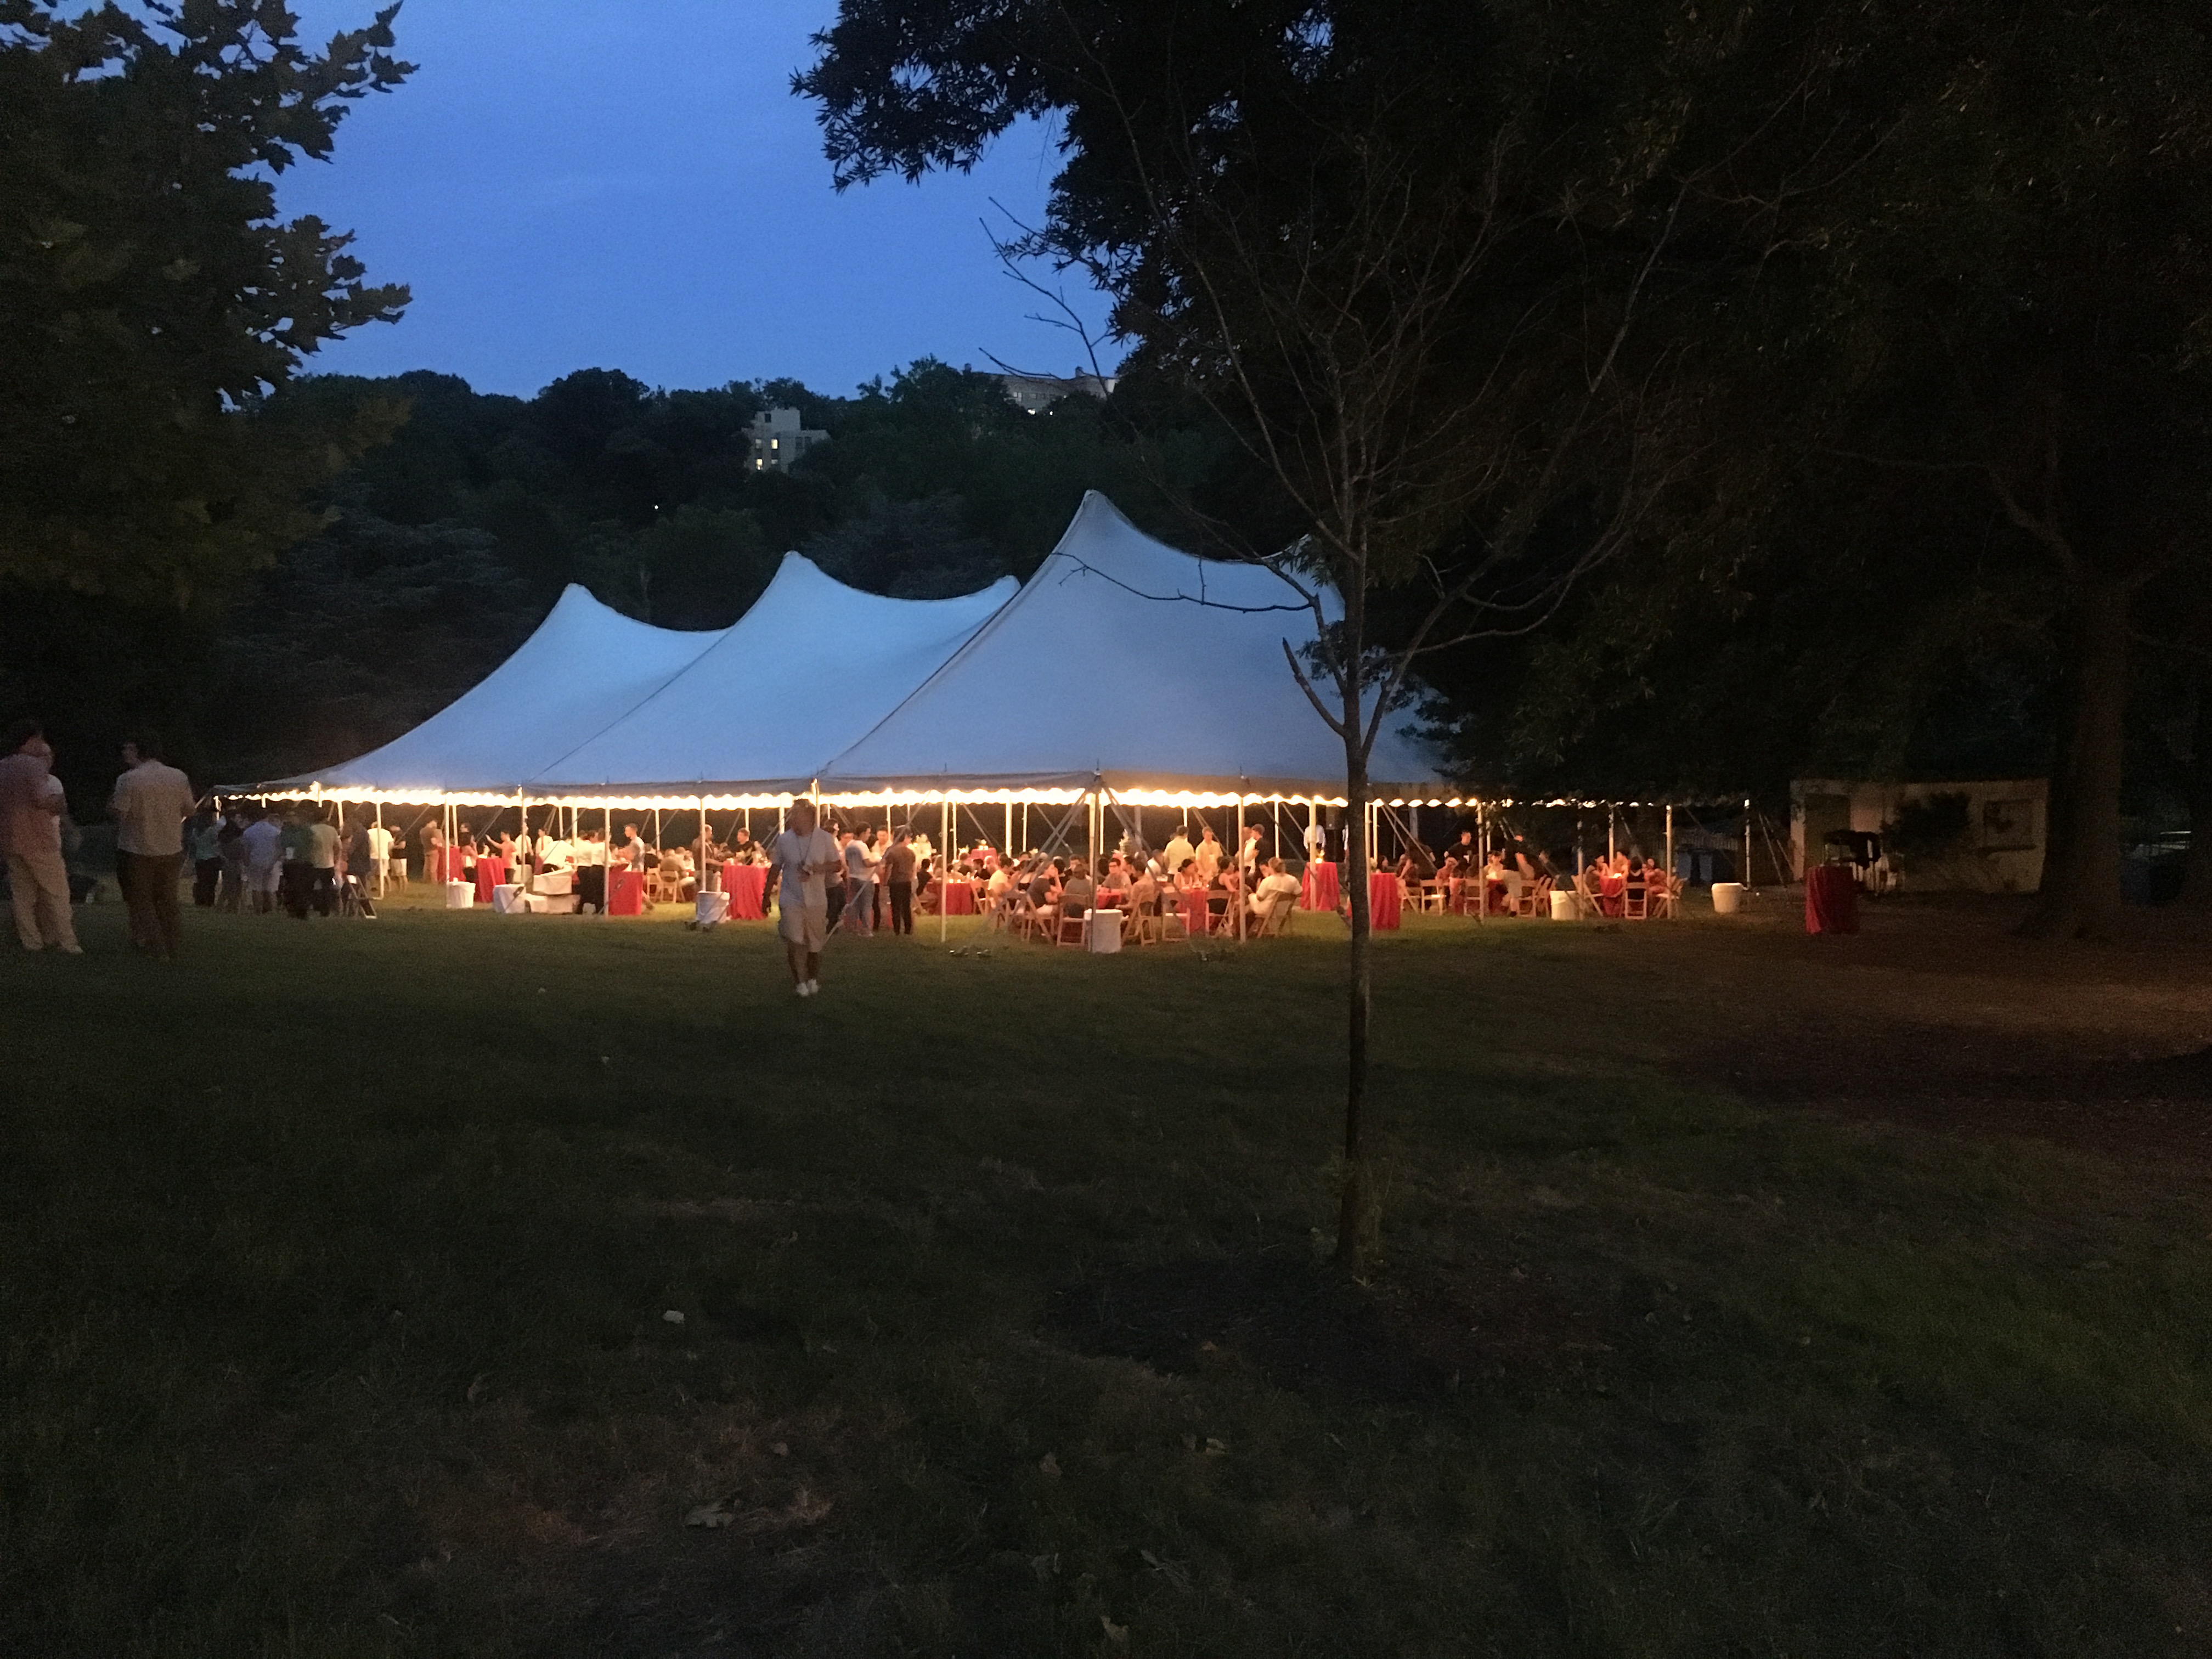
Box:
[247,492,1460,859]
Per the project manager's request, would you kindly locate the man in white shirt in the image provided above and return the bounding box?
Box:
[1194,826,1223,881]
[109,733,197,957]
[1238,824,1263,883]
[1304,815,1330,865]
[0,720,80,954]
[241,808,284,912]
[1249,857,1302,926]
[768,797,840,996]
[839,822,877,938]
[1162,826,1195,879]
[365,820,394,895]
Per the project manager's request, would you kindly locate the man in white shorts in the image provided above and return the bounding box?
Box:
[767,797,839,997]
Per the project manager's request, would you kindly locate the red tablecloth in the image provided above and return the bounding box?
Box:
[1179,887,1211,936]
[1369,869,1402,930]
[1805,865,1859,935]
[1599,872,1627,918]
[440,848,465,883]
[475,855,506,905]
[607,870,644,917]
[720,862,766,920]
[941,878,977,916]
[1300,860,1340,911]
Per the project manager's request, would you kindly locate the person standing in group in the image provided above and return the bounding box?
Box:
[365,816,394,896]
[840,820,877,938]
[822,816,848,934]
[768,797,839,997]
[108,733,196,958]
[421,818,445,885]
[883,827,917,936]
[1,720,81,955]
[1239,823,1263,885]
[1194,825,1223,882]
[1163,823,1195,878]
[278,808,315,917]
[242,807,283,913]
[572,826,607,913]
[187,804,224,907]
[343,814,380,917]
[306,809,341,916]
[216,809,247,912]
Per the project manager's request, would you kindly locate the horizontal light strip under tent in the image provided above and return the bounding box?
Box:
[815,491,1446,799]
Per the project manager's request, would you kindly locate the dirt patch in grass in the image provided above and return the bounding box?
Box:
[1046,1247,1633,1405]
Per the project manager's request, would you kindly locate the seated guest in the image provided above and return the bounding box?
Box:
[1060,859,1097,916]
[1249,857,1301,917]
[1172,856,1202,890]
[1098,855,1131,899]
[1130,867,1160,917]
[1028,861,1060,915]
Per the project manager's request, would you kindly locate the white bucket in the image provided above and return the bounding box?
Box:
[694,890,730,928]
[1549,889,1578,921]
[1711,882,1745,915]
[444,880,475,910]
[1084,909,1124,953]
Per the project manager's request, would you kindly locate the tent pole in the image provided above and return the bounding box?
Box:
[940,794,950,943]
[1235,794,1245,940]
[1665,804,1675,913]
[1743,797,1753,891]
[1609,807,1617,866]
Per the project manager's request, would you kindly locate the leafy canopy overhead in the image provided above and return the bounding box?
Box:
[0,0,413,603]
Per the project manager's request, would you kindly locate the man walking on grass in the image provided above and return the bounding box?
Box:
[1,720,81,955]
[768,797,839,997]
[109,733,196,958]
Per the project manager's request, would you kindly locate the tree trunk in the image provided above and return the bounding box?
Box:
[1334,734,1372,1269]
[2182,673,2212,906]
[2021,575,2131,939]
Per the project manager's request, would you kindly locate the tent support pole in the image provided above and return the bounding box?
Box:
[1235,794,1245,940]
[1666,804,1675,915]
[940,794,950,943]
[1609,808,1617,866]
[1743,797,1753,891]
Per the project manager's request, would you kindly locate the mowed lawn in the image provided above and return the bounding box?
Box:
[2,891,2208,1657]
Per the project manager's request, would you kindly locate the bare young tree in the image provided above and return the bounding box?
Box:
[1005,67,1696,1263]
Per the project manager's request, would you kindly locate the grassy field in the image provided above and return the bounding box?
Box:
[2,889,2208,1657]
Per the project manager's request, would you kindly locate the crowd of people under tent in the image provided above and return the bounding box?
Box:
[151,799,1684,936]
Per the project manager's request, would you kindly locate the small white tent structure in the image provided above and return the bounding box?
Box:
[529,554,1017,800]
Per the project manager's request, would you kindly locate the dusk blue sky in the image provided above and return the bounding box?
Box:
[279,0,1118,398]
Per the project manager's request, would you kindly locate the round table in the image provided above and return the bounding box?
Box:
[940,879,977,916]
[607,870,645,917]
[1368,869,1402,930]
[1300,860,1340,911]
[720,862,766,920]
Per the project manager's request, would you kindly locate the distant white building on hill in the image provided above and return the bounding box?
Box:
[748,407,828,473]
[995,369,1118,414]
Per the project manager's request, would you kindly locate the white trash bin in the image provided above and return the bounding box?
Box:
[1549,889,1578,921]
[1711,881,1745,915]
[491,883,524,914]
[444,880,475,909]
[694,890,730,928]
[1084,909,1124,953]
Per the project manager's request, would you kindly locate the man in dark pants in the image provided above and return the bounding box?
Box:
[108,733,196,958]
[883,827,917,935]
[822,815,848,935]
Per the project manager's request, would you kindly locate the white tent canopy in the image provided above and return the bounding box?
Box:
[240,493,1445,810]
[528,554,1015,799]
[821,492,1441,801]
[255,584,726,802]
